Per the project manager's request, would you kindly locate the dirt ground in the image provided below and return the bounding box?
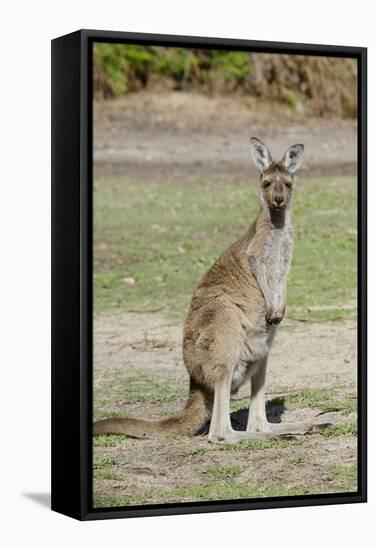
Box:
[94,91,357,180]
[93,93,358,507]
[93,313,357,506]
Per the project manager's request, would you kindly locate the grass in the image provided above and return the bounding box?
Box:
[93,456,121,470]
[93,455,358,507]
[288,454,309,465]
[178,419,357,459]
[93,434,128,447]
[320,421,357,437]
[287,307,356,323]
[93,455,123,482]
[206,464,244,480]
[94,175,357,320]
[93,470,123,481]
[179,437,303,457]
[93,174,358,507]
[326,464,357,492]
[94,373,187,419]
[152,482,315,502]
[94,495,130,508]
[268,388,357,416]
[93,478,352,507]
[92,446,358,507]
[233,388,357,417]
[96,373,186,404]
[287,389,357,415]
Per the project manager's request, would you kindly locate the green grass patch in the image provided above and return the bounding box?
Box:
[94,176,357,319]
[239,389,356,416]
[206,464,244,480]
[93,462,357,507]
[94,495,130,508]
[93,434,128,447]
[94,373,187,418]
[287,307,356,323]
[285,389,357,415]
[93,469,123,481]
[320,421,357,437]
[230,402,250,413]
[288,454,309,465]
[93,456,121,470]
[94,474,355,506]
[326,463,357,492]
[94,481,325,507]
[155,482,315,502]
[180,437,303,457]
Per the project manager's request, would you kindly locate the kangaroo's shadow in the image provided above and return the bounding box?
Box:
[198,396,286,435]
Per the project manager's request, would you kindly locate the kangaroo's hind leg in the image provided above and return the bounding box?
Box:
[247,358,330,435]
[198,306,281,444]
[208,369,278,444]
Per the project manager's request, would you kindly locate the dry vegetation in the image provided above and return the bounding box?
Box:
[93,44,357,118]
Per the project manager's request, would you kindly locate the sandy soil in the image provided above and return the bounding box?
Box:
[94,92,357,180]
[93,312,357,506]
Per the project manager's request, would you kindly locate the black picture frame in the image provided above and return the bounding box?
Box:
[51,29,367,521]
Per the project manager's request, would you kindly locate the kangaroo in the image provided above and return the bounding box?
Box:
[94,137,328,443]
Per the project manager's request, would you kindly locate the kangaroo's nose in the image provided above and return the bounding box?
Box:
[274,195,284,205]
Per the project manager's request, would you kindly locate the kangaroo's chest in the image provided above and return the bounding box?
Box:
[259,225,293,282]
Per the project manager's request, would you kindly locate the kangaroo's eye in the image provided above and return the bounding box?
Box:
[285,182,292,189]
[263,180,272,188]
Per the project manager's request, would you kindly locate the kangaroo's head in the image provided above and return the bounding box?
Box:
[250,137,304,210]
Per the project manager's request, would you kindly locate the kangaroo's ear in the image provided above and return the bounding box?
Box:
[281,144,304,174]
[250,137,272,173]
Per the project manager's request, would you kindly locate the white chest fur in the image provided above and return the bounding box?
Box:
[246,212,294,331]
[262,223,293,285]
[247,218,293,281]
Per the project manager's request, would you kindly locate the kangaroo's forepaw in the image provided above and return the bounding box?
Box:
[266,312,284,325]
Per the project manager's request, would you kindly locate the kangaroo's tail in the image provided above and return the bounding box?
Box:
[93,380,211,438]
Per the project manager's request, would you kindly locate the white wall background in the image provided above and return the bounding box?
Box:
[0,1,373,548]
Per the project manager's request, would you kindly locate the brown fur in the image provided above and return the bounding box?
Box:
[94,380,210,438]
[93,224,262,438]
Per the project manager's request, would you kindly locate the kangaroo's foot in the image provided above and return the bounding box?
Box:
[209,374,298,445]
[267,421,332,435]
